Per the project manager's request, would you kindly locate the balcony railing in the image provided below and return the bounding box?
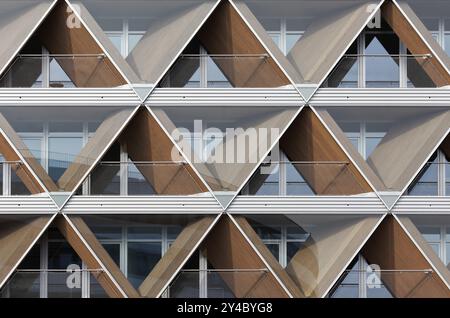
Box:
[0,54,122,88]
[325,53,442,88]
[159,53,275,88]
[165,268,269,298]
[0,269,104,298]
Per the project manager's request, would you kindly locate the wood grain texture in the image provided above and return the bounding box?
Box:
[0,216,51,287]
[362,215,450,298]
[139,216,215,297]
[58,109,133,192]
[234,216,305,298]
[35,1,126,87]
[280,107,372,195]
[122,108,207,195]
[56,215,140,298]
[197,1,290,88]
[0,112,57,192]
[203,215,290,298]
[382,1,450,87]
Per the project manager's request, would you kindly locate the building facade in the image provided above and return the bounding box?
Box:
[0,0,449,298]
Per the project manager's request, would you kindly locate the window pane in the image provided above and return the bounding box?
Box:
[207,56,231,88]
[48,137,83,181]
[128,160,155,195]
[20,137,42,165]
[252,225,281,240]
[128,34,144,54]
[264,243,280,261]
[49,59,74,88]
[366,137,383,158]
[47,242,82,298]
[91,226,122,240]
[365,33,399,88]
[127,226,162,240]
[286,162,314,195]
[127,242,162,288]
[446,34,450,57]
[286,33,302,54]
[286,241,303,264]
[269,33,281,50]
[419,226,441,242]
[107,34,122,54]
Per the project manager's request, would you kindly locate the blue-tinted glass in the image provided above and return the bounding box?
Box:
[127,242,161,288]
[48,137,83,181]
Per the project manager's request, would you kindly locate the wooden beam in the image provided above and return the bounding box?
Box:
[58,109,133,192]
[139,216,216,297]
[0,216,51,288]
[203,216,291,298]
[35,1,126,88]
[280,108,373,195]
[123,108,207,195]
[55,215,140,298]
[381,1,450,87]
[197,1,290,88]
[440,135,450,161]
[362,215,450,298]
[233,216,305,298]
[0,113,57,192]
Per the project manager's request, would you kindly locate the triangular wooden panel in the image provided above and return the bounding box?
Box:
[79,107,208,196]
[55,215,140,298]
[0,0,127,87]
[382,1,450,87]
[232,216,304,298]
[58,107,136,192]
[362,215,450,298]
[196,1,290,88]
[279,107,374,195]
[0,113,55,193]
[139,216,217,297]
[0,215,52,289]
[203,215,292,298]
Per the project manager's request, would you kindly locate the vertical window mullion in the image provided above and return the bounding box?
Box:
[42,47,50,88]
[280,18,287,55]
[200,46,208,88]
[199,249,208,298]
[438,150,446,196]
[399,41,407,88]
[3,162,10,195]
[123,19,128,58]
[359,34,365,88]
[279,151,286,195]
[120,143,128,195]
[40,235,48,298]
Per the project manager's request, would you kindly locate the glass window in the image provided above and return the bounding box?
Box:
[91,226,122,240]
[49,59,73,88]
[365,33,400,88]
[264,243,280,261]
[409,156,438,195]
[107,34,122,54]
[128,34,144,54]
[286,33,302,54]
[127,226,162,240]
[128,160,155,195]
[20,137,43,165]
[207,56,231,88]
[48,137,83,181]
[286,162,313,195]
[365,137,383,158]
[47,242,82,298]
[127,242,162,288]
